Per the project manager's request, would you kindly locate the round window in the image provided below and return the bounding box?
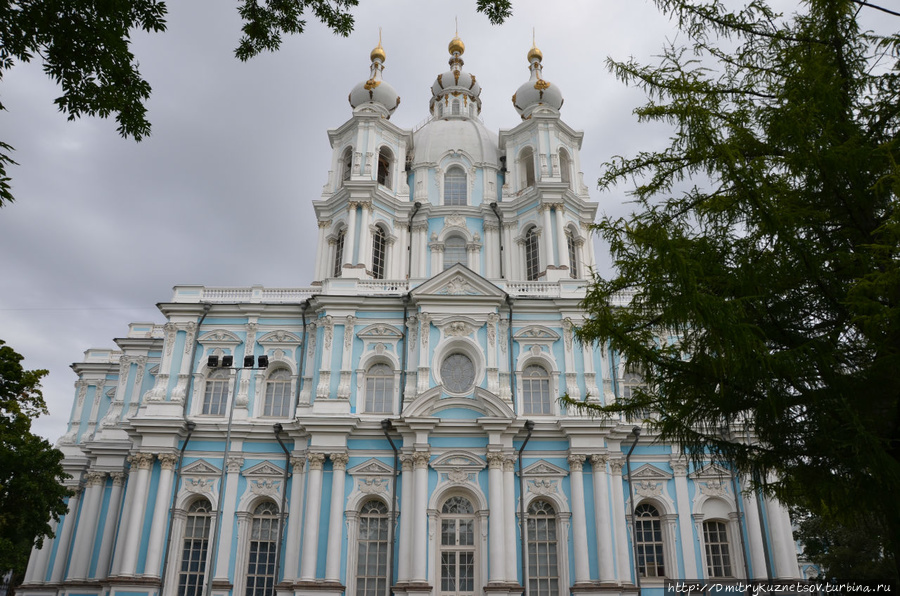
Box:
[440,353,475,393]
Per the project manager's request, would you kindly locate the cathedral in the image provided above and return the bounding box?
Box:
[20,35,802,596]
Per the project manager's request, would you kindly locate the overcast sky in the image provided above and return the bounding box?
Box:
[0,1,886,442]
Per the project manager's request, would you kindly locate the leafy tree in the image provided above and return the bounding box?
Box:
[0,340,70,580]
[0,0,513,207]
[565,0,900,578]
[794,507,899,583]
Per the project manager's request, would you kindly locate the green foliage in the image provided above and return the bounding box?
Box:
[0,0,514,207]
[0,340,70,579]
[566,0,900,578]
[794,507,900,583]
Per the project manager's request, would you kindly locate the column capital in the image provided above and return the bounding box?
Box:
[590,453,608,468]
[567,453,586,472]
[400,454,414,471]
[159,453,179,470]
[226,455,244,473]
[129,452,154,470]
[86,471,107,487]
[291,455,307,473]
[308,452,326,470]
[412,450,431,469]
[503,457,516,473]
[111,471,128,486]
[670,457,689,476]
[329,452,349,470]
[486,452,505,469]
[609,457,625,475]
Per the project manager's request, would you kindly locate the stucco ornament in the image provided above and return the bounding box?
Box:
[634,480,664,498]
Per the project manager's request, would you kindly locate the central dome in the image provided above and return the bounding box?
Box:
[412,117,499,166]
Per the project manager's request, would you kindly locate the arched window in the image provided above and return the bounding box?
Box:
[452,100,461,116]
[444,166,467,206]
[202,369,229,416]
[365,363,393,413]
[377,147,393,189]
[527,500,559,596]
[342,147,353,182]
[559,149,571,187]
[262,369,291,417]
[525,228,540,281]
[438,103,443,118]
[566,230,578,279]
[372,227,386,280]
[443,236,467,270]
[356,500,390,596]
[333,228,345,278]
[439,496,476,594]
[703,520,733,578]
[522,365,551,415]
[178,499,212,596]
[519,147,535,189]
[634,503,666,578]
[245,502,279,596]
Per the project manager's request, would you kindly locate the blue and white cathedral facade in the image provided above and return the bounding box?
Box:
[21,35,801,596]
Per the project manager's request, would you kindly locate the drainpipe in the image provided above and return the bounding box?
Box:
[294,299,311,418]
[517,419,535,595]
[489,202,504,279]
[159,420,196,594]
[625,426,641,595]
[273,424,291,590]
[505,295,515,408]
[381,420,400,596]
[399,294,411,417]
[406,202,422,280]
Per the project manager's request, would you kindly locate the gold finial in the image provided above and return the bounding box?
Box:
[449,18,465,56]
[527,28,542,62]
[370,27,386,62]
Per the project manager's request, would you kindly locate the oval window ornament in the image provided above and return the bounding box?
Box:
[441,353,475,393]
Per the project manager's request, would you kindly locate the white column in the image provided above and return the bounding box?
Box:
[119,453,154,576]
[671,459,699,578]
[766,497,798,579]
[741,484,768,580]
[345,203,358,267]
[487,452,507,582]
[27,516,59,584]
[567,454,591,584]
[283,456,306,580]
[609,459,631,583]
[582,341,601,403]
[315,220,328,280]
[397,455,414,582]
[504,223,517,280]
[590,455,616,582]
[414,223,428,278]
[213,454,243,582]
[324,452,349,581]
[541,205,554,267]
[67,471,106,580]
[300,453,326,580]
[503,458,518,583]
[555,207,568,270]
[50,486,82,583]
[95,471,126,579]
[358,204,372,270]
[110,469,136,577]
[484,223,496,278]
[144,454,178,577]
[411,450,430,583]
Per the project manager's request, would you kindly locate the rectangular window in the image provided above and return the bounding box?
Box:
[202,377,228,416]
[704,521,733,578]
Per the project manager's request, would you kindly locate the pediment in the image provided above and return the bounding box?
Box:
[513,325,560,342]
[431,450,487,471]
[198,330,242,346]
[689,463,732,480]
[404,386,515,419]
[258,330,302,345]
[242,461,284,478]
[148,364,160,375]
[357,324,403,341]
[182,459,221,476]
[626,463,672,481]
[349,458,394,476]
[522,460,569,478]
[412,264,505,299]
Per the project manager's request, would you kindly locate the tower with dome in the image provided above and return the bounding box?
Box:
[20,36,802,596]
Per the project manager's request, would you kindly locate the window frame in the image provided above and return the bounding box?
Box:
[176,498,213,596]
[333,227,346,278]
[443,235,468,270]
[371,226,387,280]
[354,499,391,596]
[634,502,667,578]
[201,368,231,416]
[519,147,536,190]
[444,166,467,206]
[524,227,540,281]
[342,147,354,182]
[261,368,292,418]
[438,495,478,595]
[702,519,734,579]
[364,363,394,414]
[526,499,560,596]
[566,230,579,279]
[521,364,552,416]
[244,501,280,596]
[377,147,393,189]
